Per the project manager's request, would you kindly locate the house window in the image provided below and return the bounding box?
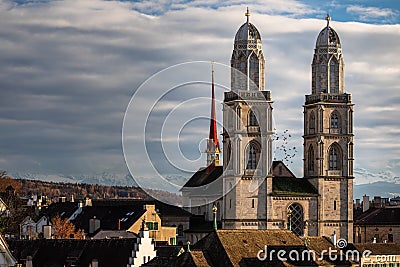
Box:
[388,234,394,242]
[146,222,154,230]
[328,145,341,170]
[154,222,158,230]
[248,110,258,126]
[278,166,283,176]
[169,237,176,245]
[143,256,146,263]
[178,225,183,236]
[330,112,339,129]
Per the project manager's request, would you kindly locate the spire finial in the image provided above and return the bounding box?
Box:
[326,12,331,27]
[245,7,250,23]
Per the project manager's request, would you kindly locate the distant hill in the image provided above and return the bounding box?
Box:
[354,181,400,200]
[0,176,182,206]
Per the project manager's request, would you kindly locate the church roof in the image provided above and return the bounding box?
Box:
[272,177,318,196]
[316,14,341,48]
[182,165,223,188]
[234,22,261,42]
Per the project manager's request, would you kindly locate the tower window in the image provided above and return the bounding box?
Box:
[330,60,338,94]
[246,141,260,170]
[334,200,337,210]
[328,145,341,170]
[330,112,339,129]
[309,112,315,133]
[252,199,255,208]
[248,110,258,126]
[308,145,314,172]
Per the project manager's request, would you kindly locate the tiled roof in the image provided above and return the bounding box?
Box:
[345,243,400,255]
[354,207,400,225]
[8,238,138,267]
[272,177,318,196]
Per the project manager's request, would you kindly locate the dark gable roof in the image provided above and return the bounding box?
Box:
[91,199,192,217]
[73,205,146,233]
[182,165,223,188]
[42,201,78,220]
[272,161,296,178]
[8,239,138,267]
[272,177,318,196]
[72,199,191,233]
[355,206,400,225]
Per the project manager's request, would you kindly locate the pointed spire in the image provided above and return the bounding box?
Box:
[245,7,250,24]
[208,61,220,150]
[206,61,221,167]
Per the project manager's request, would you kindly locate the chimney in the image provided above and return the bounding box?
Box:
[330,232,337,246]
[26,256,33,267]
[363,195,370,212]
[89,216,100,234]
[43,225,52,239]
[91,259,98,267]
[355,199,360,209]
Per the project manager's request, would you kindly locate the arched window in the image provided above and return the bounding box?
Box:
[328,144,341,170]
[249,53,259,90]
[287,203,304,236]
[330,112,339,129]
[248,110,258,126]
[309,112,315,133]
[329,59,338,94]
[246,141,260,170]
[308,145,314,172]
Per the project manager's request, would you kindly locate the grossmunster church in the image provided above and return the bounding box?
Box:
[182,9,354,243]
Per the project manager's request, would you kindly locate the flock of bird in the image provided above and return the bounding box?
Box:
[273,129,298,165]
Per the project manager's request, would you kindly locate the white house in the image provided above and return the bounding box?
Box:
[0,234,17,266]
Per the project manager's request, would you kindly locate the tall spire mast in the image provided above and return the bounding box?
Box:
[206,61,220,167]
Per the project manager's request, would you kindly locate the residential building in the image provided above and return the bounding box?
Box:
[354,206,400,244]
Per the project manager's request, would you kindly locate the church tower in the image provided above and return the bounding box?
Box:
[222,9,273,229]
[304,15,354,242]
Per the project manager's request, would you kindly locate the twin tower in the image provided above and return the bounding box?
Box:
[184,10,354,242]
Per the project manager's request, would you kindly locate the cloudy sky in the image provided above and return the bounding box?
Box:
[0,0,399,190]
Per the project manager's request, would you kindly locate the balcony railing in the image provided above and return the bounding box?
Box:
[305,93,351,105]
[247,126,260,133]
[326,170,342,176]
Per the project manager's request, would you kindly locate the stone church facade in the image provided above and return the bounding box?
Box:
[183,11,354,243]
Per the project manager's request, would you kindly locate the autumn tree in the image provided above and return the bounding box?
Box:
[51,215,85,239]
